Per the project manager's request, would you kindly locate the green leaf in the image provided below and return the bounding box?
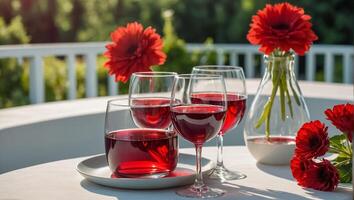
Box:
[332,153,352,183]
[333,155,351,165]
[328,148,342,154]
[330,134,346,143]
[330,135,346,150]
[338,152,352,160]
[336,162,352,183]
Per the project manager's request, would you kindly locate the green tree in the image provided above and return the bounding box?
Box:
[1,0,352,44]
[0,16,30,107]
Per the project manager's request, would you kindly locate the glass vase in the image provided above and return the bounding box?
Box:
[244,52,310,165]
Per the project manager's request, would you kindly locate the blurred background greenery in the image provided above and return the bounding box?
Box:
[0,0,353,108]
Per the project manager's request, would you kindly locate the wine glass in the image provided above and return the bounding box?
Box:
[104,98,178,178]
[192,65,247,181]
[129,71,177,129]
[171,74,227,198]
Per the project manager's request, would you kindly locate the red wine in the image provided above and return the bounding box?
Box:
[191,93,246,135]
[171,105,225,145]
[105,128,178,177]
[130,97,171,129]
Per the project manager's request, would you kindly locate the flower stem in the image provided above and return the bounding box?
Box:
[289,77,301,106]
[283,74,294,118]
[279,70,286,121]
[255,52,301,139]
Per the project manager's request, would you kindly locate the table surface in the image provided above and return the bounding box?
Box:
[0,146,351,200]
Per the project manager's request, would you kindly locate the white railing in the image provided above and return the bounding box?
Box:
[0,42,353,104]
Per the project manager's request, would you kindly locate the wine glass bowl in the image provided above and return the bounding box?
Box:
[171,74,227,198]
[130,97,172,129]
[171,104,226,145]
[129,71,177,129]
[192,65,247,181]
[190,93,246,135]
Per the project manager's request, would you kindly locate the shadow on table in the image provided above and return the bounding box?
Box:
[80,179,181,200]
[256,163,293,180]
[214,181,315,200]
[303,183,353,200]
[80,179,323,200]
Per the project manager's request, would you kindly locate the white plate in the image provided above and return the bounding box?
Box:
[77,153,214,189]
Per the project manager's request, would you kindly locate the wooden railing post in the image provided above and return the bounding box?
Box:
[230,51,238,66]
[343,53,353,84]
[245,52,255,78]
[217,49,225,65]
[108,75,118,96]
[306,53,315,81]
[66,55,76,99]
[324,52,334,82]
[84,53,97,97]
[29,55,44,104]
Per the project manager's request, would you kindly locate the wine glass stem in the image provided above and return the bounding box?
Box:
[194,144,204,189]
[216,134,224,168]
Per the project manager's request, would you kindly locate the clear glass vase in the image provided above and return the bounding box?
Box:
[244,52,310,165]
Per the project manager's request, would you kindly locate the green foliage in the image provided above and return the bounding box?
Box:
[44,57,68,101]
[156,10,196,74]
[0,16,29,44]
[155,11,218,75]
[295,0,354,44]
[329,134,352,183]
[0,16,30,108]
[0,0,352,44]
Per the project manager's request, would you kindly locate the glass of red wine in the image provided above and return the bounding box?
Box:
[129,71,177,129]
[105,98,178,178]
[171,74,227,198]
[192,65,247,181]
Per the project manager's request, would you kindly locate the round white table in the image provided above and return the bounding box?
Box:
[0,146,351,200]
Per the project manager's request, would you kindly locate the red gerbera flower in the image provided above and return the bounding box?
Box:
[325,103,354,142]
[305,159,339,191]
[290,155,314,187]
[247,2,318,55]
[295,120,329,159]
[104,22,166,83]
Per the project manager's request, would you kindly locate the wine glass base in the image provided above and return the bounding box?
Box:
[209,166,247,181]
[176,185,225,198]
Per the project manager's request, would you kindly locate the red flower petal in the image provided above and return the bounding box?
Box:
[295,120,329,159]
[325,103,354,142]
[247,2,318,55]
[290,156,314,187]
[103,22,166,83]
[305,159,339,191]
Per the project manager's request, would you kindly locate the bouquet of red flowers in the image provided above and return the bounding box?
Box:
[291,103,353,191]
[246,2,318,138]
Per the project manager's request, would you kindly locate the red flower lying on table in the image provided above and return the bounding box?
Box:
[291,103,353,191]
[325,104,354,142]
